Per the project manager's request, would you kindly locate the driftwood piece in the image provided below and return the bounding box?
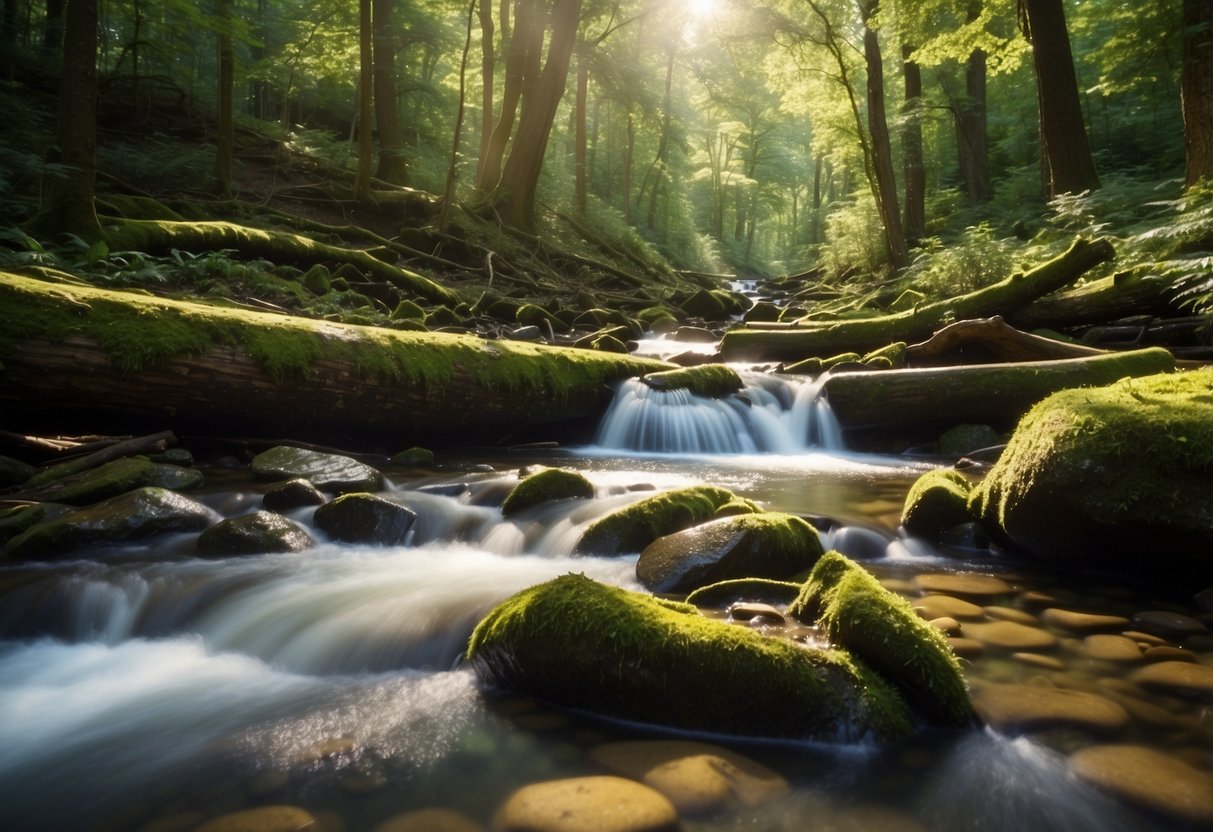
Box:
[19,431,177,490]
[821,347,1175,433]
[905,317,1109,366]
[720,237,1115,362]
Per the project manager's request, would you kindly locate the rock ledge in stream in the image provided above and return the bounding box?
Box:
[196,511,315,556]
[314,493,416,545]
[252,446,384,494]
[467,574,913,742]
[16,456,204,505]
[574,486,757,556]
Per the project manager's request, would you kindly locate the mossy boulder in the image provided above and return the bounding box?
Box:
[196,511,314,556]
[861,342,907,370]
[575,486,751,556]
[590,334,630,354]
[18,456,204,506]
[425,305,464,328]
[2,487,218,561]
[743,301,781,324]
[301,264,331,295]
[501,468,595,517]
[0,455,35,488]
[313,493,416,545]
[640,364,743,399]
[516,303,571,334]
[0,502,73,546]
[968,369,1213,587]
[390,299,425,321]
[467,574,913,742]
[788,552,972,726]
[251,446,384,494]
[678,289,736,321]
[391,446,435,468]
[261,478,327,512]
[901,469,975,538]
[683,578,803,608]
[636,513,824,595]
[938,423,1001,457]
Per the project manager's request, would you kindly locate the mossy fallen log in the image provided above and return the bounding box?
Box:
[720,237,1115,362]
[102,219,460,306]
[0,273,670,443]
[821,347,1175,433]
[905,317,1109,366]
[1008,270,1179,331]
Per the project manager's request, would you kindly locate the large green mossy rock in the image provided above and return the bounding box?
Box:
[901,469,975,537]
[18,456,203,506]
[574,486,756,556]
[501,468,595,517]
[788,552,972,726]
[0,503,73,546]
[636,513,823,594]
[969,369,1213,587]
[467,574,913,742]
[251,446,384,494]
[2,487,218,560]
[0,455,36,488]
[640,364,743,399]
[196,511,315,556]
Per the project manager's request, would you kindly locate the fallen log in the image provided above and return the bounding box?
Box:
[820,347,1175,434]
[905,317,1109,366]
[0,272,670,445]
[720,237,1115,362]
[1008,270,1179,331]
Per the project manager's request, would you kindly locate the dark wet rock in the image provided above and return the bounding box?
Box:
[0,455,36,488]
[575,486,756,556]
[196,511,314,556]
[2,487,218,561]
[492,776,679,832]
[468,574,913,742]
[17,456,204,506]
[314,493,416,545]
[938,424,1001,457]
[1130,610,1209,639]
[901,469,974,538]
[261,478,327,512]
[501,468,594,517]
[508,324,543,341]
[391,447,435,469]
[418,482,470,498]
[666,350,717,367]
[972,682,1129,735]
[678,289,733,322]
[636,512,822,595]
[516,303,571,334]
[683,578,801,608]
[0,502,74,547]
[640,364,743,398]
[673,325,718,343]
[1132,660,1213,700]
[1070,745,1213,827]
[742,301,781,324]
[251,446,384,494]
[787,552,973,726]
[149,448,194,467]
[969,369,1213,587]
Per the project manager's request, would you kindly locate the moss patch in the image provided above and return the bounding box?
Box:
[683,578,803,608]
[502,468,595,517]
[575,485,748,556]
[641,364,743,398]
[467,574,913,742]
[901,469,975,538]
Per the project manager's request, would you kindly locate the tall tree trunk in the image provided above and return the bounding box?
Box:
[353,0,374,201]
[373,0,407,184]
[250,0,268,118]
[214,0,234,198]
[492,0,581,230]
[1182,0,1213,188]
[862,5,909,270]
[477,0,541,193]
[574,49,588,213]
[476,0,495,184]
[1020,0,1100,196]
[813,152,824,209]
[27,0,100,240]
[2,0,17,81]
[441,0,477,232]
[622,112,635,223]
[43,0,64,54]
[902,44,925,245]
[646,46,676,230]
[955,1,990,204]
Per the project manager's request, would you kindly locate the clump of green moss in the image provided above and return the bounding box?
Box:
[467,573,913,742]
[390,300,425,321]
[862,342,907,369]
[683,578,802,608]
[788,552,972,727]
[575,485,748,556]
[641,364,742,399]
[502,468,595,517]
[901,469,975,538]
[516,303,570,334]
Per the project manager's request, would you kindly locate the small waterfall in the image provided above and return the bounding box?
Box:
[596,371,845,454]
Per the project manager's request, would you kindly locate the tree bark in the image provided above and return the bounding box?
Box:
[214,0,235,198]
[1182,0,1213,188]
[905,316,1111,366]
[862,4,909,269]
[1020,0,1100,195]
[43,0,64,54]
[353,0,374,201]
[622,111,634,224]
[477,0,542,193]
[1008,271,1181,330]
[902,45,925,245]
[476,0,495,184]
[2,0,16,81]
[372,0,407,184]
[956,2,990,204]
[574,49,588,213]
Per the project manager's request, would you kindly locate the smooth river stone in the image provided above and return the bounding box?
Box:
[1143,645,1196,663]
[948,637,984,658]
[589,740,788,816]
[1132,660,1213,700]
[972,683,1129,735]
[983,605,1037,625]
[1070,745,1213,827]
[491,776,679,832]
[929,617,962,636]
[913,573,1012,598]
[964,621,1058,650]
[1039,608,1130,633]
[374,808,483,832]
[193,806,318,832]
[1082,634,1143,663]
[1130,610,1210,639]
[912,594,984,621]
[1013,652,1065,671]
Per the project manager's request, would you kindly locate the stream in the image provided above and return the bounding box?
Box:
[0,363,1210,831]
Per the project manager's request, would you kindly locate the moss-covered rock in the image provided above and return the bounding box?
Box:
[501,468,595,517]
[251,446,384,493]
[516,303,571,334]
[969,369,1213,586]
[2,487,218,561]
[424,305,463,328]
[788,552,972,726]
[635,305,679,329]
[0,455,36,488]
[640,364,743,399]
[0,502,73,546]
[300,264,331,295]
[467,574,913,742]
[781,357,823,376]
[637,513,824,595]
[678,289,730,321]
[862,342,907,369]
[196,511,314,556]
[901,469,975,538]
[19,457,204,506]
[938,423,1001,457]
[590,334,630,354]
[683,578,803,608]
[261,478,327,512]
[391,446,434,468]
[313,493,416,545]
[575,486,749,556]
[743,301,781,324]
[390,299,425,321]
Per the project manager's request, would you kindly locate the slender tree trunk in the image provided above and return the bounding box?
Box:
[250,0,268,118]
[1020,0,1100,196]
[43,0,64,54]
[862,5,909,270]
[2,0,17,81]
[214,0,234,198]
[353,0,374,201]
[646,46,676,230]
[476,0,494,183]
[954,1,990,204]
[622,111,635,223]
[813,152,824,209]
[492,0,581,229]
[477,0,541,193]
[1182,0,1213,188]
[902,44,925,245]
[574,49,588,213]
[373,0,407,184]
[441,0,477,232]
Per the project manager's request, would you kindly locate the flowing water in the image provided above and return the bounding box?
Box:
[0,371,1210,831]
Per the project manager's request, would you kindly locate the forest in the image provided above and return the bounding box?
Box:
[2,1,1213,832]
